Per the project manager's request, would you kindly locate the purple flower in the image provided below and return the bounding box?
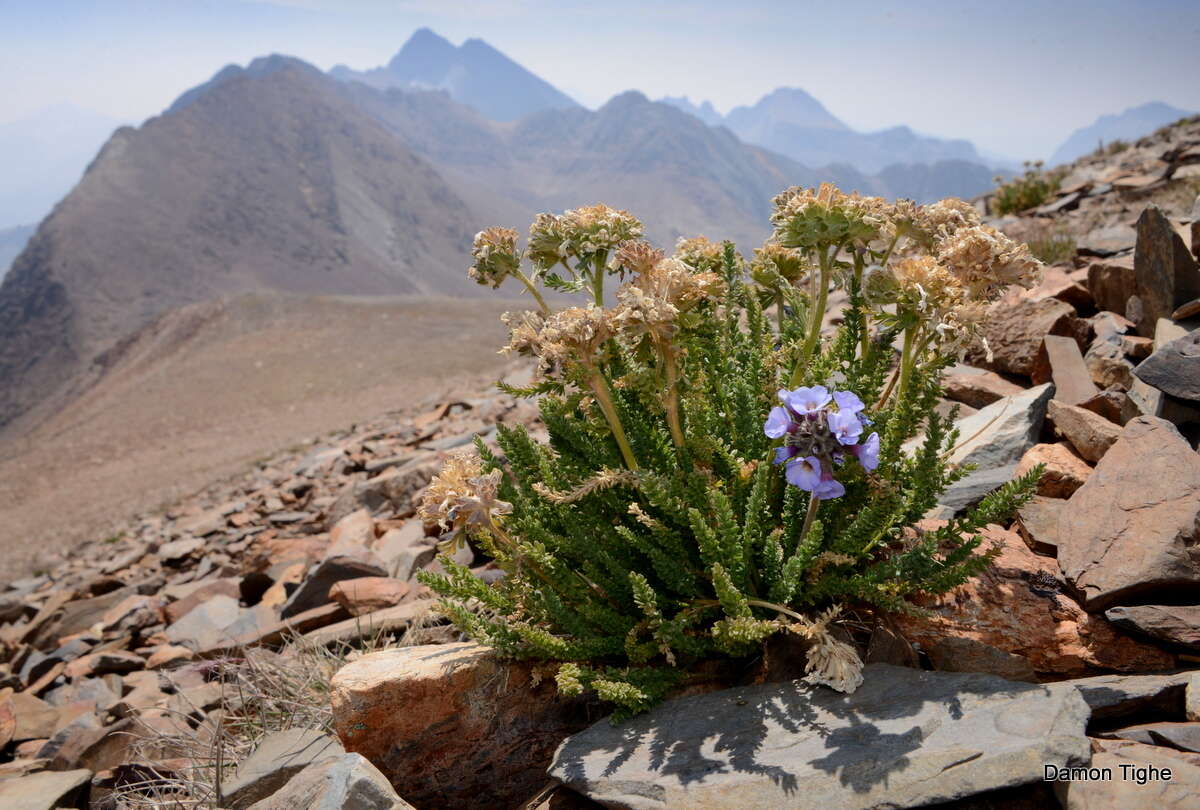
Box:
[827,409,863,446]
[851,432,880,471]
[832,390,865,415]
[783,385,831,415]
[764,406,792,439]
[813,469,846,500]
[774,445,799,465]
[784,455,823,490]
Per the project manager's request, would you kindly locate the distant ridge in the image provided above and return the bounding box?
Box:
[1049,101,1195,166]
[331,27,578,122]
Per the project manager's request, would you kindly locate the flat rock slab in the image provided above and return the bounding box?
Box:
[0,767,92,810]
[1134,328,1200,402]
[1105,605,1200,650]
[222,727,345,809]
[550,664,1091,810]
[245,753,413,810]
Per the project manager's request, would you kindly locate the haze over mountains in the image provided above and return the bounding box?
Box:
[1048,101,1195,166]
[0,27,1192,439]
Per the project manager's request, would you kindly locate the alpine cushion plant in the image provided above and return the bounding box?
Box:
[417,185,1045,718]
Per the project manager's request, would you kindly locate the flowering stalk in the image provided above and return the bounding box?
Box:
[591,251,608,306]
[790,247,833,386]
[587,371,640,471]
[660,345,686,450]
[515,269,550,313]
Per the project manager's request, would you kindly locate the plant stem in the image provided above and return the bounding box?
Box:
[661,345,686,450]
[588,372,640,470]
[515,270,550,313]
[790,248,831,386]
[591,251,607,305]
[797,490,820,550]
[853,251,870,360]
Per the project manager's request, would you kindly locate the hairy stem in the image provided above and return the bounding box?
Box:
[790,248,831,386]
[797,490,820,551]
[588,372,640,471]
[661,345,687,450]
[591,251,608,305]
[515,270,550,313]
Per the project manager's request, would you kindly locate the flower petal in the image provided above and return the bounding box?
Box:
[784,456,822,491]
[832,390,866,414]
[764,406,793,438]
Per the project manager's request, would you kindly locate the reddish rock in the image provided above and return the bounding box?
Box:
[1057,416,1200,610]
[330,642,594,809]
[1131,204,1200,337]
[974,297,1089,377]
[1087,257,1136,314]
[326,508,376,557]
[1079,388,1141,425]
[163,578,240,625]
[329,577,409,617]
[942,368,1025,409]
[1047,400,1122,462]
[1015,442,1093,498]
[145,644,194,670]
[1034,335,1100,405]
[892,526,1174,676]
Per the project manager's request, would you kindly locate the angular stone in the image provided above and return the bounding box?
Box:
[1079,388,1142,426]
[1015,441,1092,498]
[158,537,205,563]
[1188,672,1200,722]
[163,578,241,624]
[1134,328,1200,402]
[0,768,92,810]
[942,368,1025,409]
[244,753,413,810]
[1015,495,1063,555]
[1108,721,1200,752]
[280,554,387,619]
[1047,400,1122,462]
[164,594,242,651]
[930,384,1053,513]
[1104,605,1200,650]
[1084,335,1136,390]
[1087,257,1136,314]
[221,728,344,809]
[9,693,60,741]
[373,523,436,581]
[550,665,1090,810]
[325,509,376,558]
[1132,204,1200,337]
[1054,739,1200,808]
[331,642,593,809]
[1037,335,1100,405]
[973,298,1084,376]
[329,578,409,618]
[1050,672,1193,721]
[63,650,144,678]
[327,457,440,526]
[1057,416,1200,610]
[927,636,1037,682]
[893,526,1172,675]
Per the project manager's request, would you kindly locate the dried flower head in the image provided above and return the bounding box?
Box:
[771,183,890,250]
[786,605,864,693]
[612,257,725,341]
[418,451,512,552]
[672,236,727,273]
[936,224,1042,301]
[613,240,665,277]
[502,306,613,377]
[560,204,644,258]
[469,227,522,288]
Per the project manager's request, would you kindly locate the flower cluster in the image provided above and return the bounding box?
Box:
[672,236,728,273]
[770,183,891,251]
[612,257,725,342]
[750,242,809,285]
[501,306,612,378]
[527,204,644,269]
[935,223,1040,302]
[469,227,522,288]
[417,451,512,552]
[764,385,879,500]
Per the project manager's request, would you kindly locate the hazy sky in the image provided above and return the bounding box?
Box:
[2,0,1199,160]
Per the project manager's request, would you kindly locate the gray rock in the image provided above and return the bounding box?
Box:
[1047,672,1193,721]
[245,752,413,810]
[327,456,440,526]
[374,523,436,581]
[1135,328,1200,402]
[0,768,93,810]
[1131,204,1200,337]
[922,384,1053,513]
[164,594,242,650]
[1187,672,1200,722]
[222,727,345,809]
[1104,605,1200,650]
[280,554,387,619]
[549,664,1090,810]
[1107,721,1200,752]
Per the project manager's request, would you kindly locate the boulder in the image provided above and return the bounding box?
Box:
[942,367,1025,409]
[1035,335,1100,405]
[1104,605,1200,650]
[1047,400,1122,462]
[1053,739,1200,808]
[0,768,93,810]
[1079,388,1141,426]
[221,728,344,809]
[929,384,1054,513]
[244,753,413,810]
[1131,204,1200,337]
[1105,721,1200,752]
[1087,257,1136,314]
[1057,416,1200,610]
[330,642,594,809]
[1014,495,1063,555]
[280,554,388,620]
[1048,672,1193,721]
[550,665,1090,810]
[329,578,409,617]
[892,526,1173,676]
[972,298,1085,376]
[1015,442,1092,498]
[1134,328,1200,402]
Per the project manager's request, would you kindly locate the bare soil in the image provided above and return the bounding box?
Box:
[0,293,523,579]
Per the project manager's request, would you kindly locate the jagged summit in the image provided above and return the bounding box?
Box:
[331,28,578,122]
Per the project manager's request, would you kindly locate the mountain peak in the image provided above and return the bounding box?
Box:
[732,87,847,131]
[335,28,577,122]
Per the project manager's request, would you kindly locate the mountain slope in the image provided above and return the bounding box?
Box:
[0,105,122,228]
[0,56,486,433]
[0,224,33,281]
[1049,101,1195,166]
[331,28,578,122]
